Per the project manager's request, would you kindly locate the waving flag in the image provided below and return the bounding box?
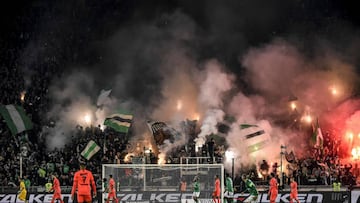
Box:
[104,110,133,133]
[81,140,100,160]
[285,151,296,163]
[147,120,181,145]
[96,89,112,106]
[240,124,258,129]
[147,120,170,145]
[0,104,33,135]
[239,124,271,153]
[312,119,324,148]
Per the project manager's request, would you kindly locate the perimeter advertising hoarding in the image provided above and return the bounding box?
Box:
[0,191,354,203]
[352,190,360,203]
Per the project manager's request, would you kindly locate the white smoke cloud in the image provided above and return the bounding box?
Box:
[198,59,234,108]
[43,70,120,150]
[33,3,360,175]
[195,109,225,147]
[194,60,235,147]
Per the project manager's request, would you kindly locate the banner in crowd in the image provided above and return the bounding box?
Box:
[103,110,133,133]
[114,191,350,203]
[81,140,100,160]
[285,150,296,163]
[0,104,33,135]
[147,120,176,145]
[352,189,360,203]
[239,124,271,153]
[312,118,324,148]
[0,191,355,203]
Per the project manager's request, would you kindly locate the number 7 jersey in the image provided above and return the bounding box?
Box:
[71,169,97,196]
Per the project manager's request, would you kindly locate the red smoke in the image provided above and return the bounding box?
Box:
[322,98,360,159]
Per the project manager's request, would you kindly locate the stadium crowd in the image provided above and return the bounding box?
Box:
[0,39,359,190]
[0,116,359,189]
[0,40,359,187]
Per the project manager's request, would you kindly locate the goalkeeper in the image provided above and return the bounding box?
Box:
[17,177,27,203]
[45,179,53,193]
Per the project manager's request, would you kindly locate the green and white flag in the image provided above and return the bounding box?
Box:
[81,140,100,160]
[104,110,133,133]
[239,124,271,153]
[0,104,33,135]
[240,124,258,129]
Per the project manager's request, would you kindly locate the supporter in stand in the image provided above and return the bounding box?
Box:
[259,160,270,181]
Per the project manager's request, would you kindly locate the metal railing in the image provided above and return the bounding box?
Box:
[179,156,216,165]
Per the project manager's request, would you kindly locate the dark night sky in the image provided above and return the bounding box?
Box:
[2,0,360,105]
[1,0,360,49]
[1,0,360,63]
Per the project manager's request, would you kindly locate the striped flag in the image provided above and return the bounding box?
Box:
[147,120,169,145]
[104,111,133,133]
[240,124,258,129]
[0,104,33,135]
[147,120,167,135]
[147,120,181,145]
[81,140,100,160]
[239,124,271,153]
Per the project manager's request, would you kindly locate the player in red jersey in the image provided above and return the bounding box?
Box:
[106,174,118,203]
[268,173,278,203]
[50,174,64,203]
[289,177,300,203]
[71,160,97,203]
[212,175,220,203]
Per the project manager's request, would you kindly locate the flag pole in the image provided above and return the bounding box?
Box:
[19,145,28,178]
[280,145,286,189]
[103,132,106,154]
[20,153,23,178]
